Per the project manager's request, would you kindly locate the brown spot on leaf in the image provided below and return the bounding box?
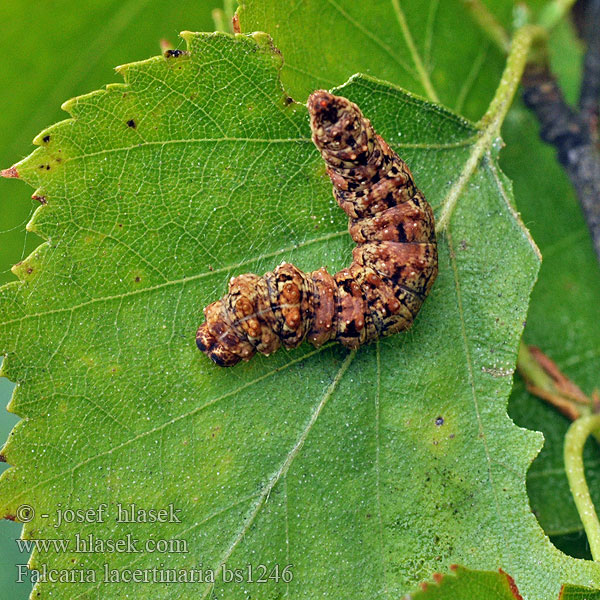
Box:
[32,195,47,204]
[127,119,136,129]
[0,453,6,462]
[1,166,19,179]
[435,416,444,426]
[42,135,50,143]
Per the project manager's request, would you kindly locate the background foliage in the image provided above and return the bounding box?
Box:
[1,1,599,598]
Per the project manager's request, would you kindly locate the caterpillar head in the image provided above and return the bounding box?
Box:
[307,90,375,167]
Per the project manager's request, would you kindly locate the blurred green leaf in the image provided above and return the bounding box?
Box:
[236,0,558,120]
[1,27,599,598]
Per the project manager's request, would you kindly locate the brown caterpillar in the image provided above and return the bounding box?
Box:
[196,91,438,367]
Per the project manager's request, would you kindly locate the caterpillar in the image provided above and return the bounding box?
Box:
[196,91,438,367]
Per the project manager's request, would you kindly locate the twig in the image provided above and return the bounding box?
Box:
[580,0,600,131]
[522,61,600,263]
[517,342,594,422]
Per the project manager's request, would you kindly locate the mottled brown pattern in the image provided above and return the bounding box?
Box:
[196,91,438,366]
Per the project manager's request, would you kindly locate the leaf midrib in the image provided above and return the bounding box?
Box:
[0,231,347,328]
[201,350,356,598]
[55,135,478,165]
[322,0,416,79]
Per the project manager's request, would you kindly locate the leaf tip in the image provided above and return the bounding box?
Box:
[179,30,194,38]
[60,97,76,113]
[1,166,19,179]
[179,30,196,48]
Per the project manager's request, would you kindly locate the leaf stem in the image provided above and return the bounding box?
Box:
[223,0,235,26]
[517,341,551,390]
[565,414,600,560]
[517,342,590,421]
[212,0,235,35]
[437,24,544,231]
[212,9,228,33]
[477,25,545,131]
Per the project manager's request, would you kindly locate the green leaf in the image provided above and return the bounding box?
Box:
[403,566,600,600]
[238,0,600,553]
[237,0,519,119]
[0,30,597,599]
[0,0,217,289]
[560,584,600,600]
[402,565,524,600]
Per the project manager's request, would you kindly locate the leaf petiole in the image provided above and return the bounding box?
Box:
[565,415,600,560]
